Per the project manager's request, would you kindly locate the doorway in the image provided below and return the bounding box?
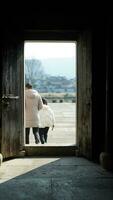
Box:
[1,30,92,158]
[24,41,77,146]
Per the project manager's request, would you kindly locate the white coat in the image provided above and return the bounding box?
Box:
[25,89,43,127]
[38,104,55,128]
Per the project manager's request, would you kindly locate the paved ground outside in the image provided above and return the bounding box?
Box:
[29,103,76,146]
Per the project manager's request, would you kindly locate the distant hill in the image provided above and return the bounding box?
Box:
[41,57,76,79]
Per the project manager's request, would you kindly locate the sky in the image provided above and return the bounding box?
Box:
[41,58,76,78]
[24,42,76,78]
[24,42,76,59]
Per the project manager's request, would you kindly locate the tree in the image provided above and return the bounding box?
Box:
[25,59,44,88]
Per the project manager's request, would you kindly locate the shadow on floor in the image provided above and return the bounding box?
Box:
[0,157,113,200]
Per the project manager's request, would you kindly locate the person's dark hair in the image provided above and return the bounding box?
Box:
[25,83,32,89]
[42,98,48,105]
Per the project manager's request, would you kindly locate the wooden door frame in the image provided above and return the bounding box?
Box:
[22,29,92,158]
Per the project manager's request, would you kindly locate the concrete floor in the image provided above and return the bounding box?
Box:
[0,157,113,200]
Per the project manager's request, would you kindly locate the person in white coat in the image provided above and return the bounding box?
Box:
[38,98,55,144]
[25,83,43,144]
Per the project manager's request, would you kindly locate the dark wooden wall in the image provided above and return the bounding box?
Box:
[105,19,113,157]
[0,43,2,150]
[92,25,106,161]
[1,35,24,158]
[0,8,113,162]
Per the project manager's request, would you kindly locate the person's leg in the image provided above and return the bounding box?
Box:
[44,127,49,143]
[39,128,45,144]
[32,127,39,144]
[26,128,30,144]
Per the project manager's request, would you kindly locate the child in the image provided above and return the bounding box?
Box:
[38,98,55,144]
